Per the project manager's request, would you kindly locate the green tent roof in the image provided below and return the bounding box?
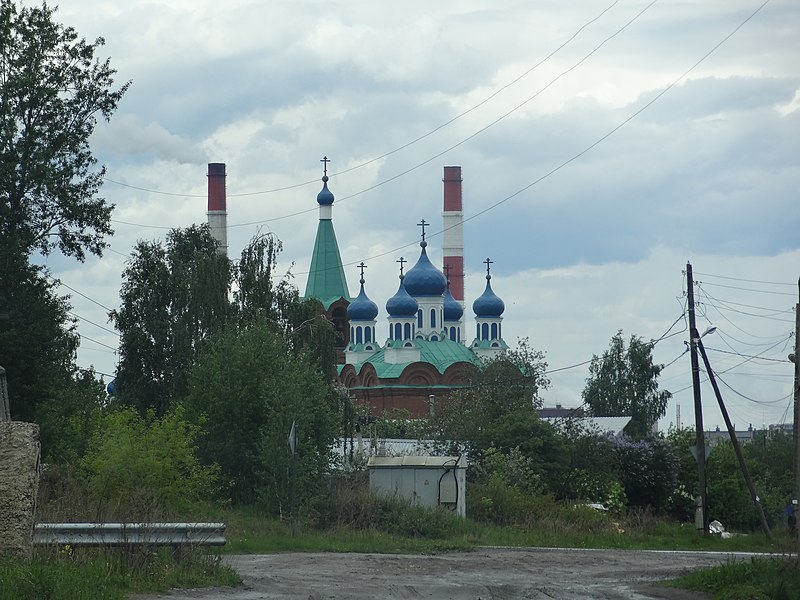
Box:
[304,219,351,309]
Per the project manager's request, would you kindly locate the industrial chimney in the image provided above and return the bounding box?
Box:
[207,163,228,256]
[442,166,464,303]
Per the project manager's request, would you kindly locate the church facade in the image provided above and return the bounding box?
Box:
[304,161,509,417]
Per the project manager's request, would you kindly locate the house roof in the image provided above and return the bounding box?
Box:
[542,416,632,436]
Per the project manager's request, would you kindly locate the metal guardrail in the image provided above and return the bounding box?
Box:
[33,522,226,547]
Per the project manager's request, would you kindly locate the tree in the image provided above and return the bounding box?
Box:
[0,0,128,268]
[428,339,553,461]
[0,1,125,456]
[112,229,339,416]
[110,225,231,416]
[582,330,670,439]
[183,318,342,508]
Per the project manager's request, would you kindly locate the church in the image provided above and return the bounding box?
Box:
[302,161,510,417]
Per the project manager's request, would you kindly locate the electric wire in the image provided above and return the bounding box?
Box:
[304,0,772,275]
[694,272,796,287]
[101,1,623,200]
[107,0,659,232]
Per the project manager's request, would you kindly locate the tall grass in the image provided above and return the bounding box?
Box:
[669,557,800,600]
[0,547,240,600]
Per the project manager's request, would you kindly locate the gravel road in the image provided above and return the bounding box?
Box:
[135,547,754,599]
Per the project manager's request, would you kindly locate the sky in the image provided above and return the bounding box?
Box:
[42,0,799,432]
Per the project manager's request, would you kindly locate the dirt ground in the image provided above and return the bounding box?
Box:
[134,547,760,599]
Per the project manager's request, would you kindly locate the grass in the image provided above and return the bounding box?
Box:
[0,547,240,600]
[667,557,800,600]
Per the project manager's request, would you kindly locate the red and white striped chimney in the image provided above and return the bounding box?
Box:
[207,162,228,257]
[442,165,464,303]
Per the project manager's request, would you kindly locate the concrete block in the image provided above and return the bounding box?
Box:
[0,422,41,559]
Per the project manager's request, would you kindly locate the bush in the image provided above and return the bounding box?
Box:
[308,473,464,538]
[80,406,219,519]
[612,436,678,513]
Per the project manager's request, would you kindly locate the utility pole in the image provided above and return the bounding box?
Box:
[697,339,771,539]
[687,262,708,534]
[792,278,800,547]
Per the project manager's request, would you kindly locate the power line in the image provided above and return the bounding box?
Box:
[68,310,120,337]
[296,1,771,277]
[694,271,796,287]
[101,1,622,201]
[49,277,116,313]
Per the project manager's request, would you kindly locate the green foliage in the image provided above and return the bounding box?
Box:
[582,330,670,439]
[612,436,679,512]
[35,368,106,465]
[110,225,231,416]
[670,557,800,600]
[80,406,219,518]
[0,1,127,264]
[544,419,618,503]
[427,338,551,458]
[470,446,544,495]
[183,318,339,508]
[706,432,793,532]
[0,548,239,600]
[0,263,77,423]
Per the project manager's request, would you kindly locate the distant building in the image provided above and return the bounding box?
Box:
[303,162,512,417]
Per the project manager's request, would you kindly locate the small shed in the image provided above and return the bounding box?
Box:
[367,455,466,517]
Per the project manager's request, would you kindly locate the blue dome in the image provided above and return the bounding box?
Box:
[404,243,447,297]
[473,276,505,318]
[386,279,419,317]
[317,175,334,206]
[443,284,463,321]
[347,281,379,321]
[106,379,116,396]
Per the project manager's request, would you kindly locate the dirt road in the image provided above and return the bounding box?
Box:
[137,547,752,599]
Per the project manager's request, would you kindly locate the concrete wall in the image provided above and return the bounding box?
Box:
[0,422,40,558]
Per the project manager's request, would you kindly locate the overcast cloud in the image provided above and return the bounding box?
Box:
[46,0,799,432]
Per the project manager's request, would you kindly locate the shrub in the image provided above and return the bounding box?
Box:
[308,473,464,538]
[612,436,678,513]
[80,406,219,519]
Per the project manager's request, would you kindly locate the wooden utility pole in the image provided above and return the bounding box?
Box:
[697,339,771,539]
[687,263,708,534]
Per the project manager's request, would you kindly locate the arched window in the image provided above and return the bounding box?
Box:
[417,309,423,329]
[394,323,402,340]
[404,323,411,339]
[481,323,489,340]
[430,308,436,328]
[365,327,372,343]
[449,327,456,341]
[476,323,480,338]
[491,323,498,339]
[355,327,363,344]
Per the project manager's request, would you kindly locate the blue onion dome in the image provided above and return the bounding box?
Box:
[443,282,463,321]
[317,174,334,205]
[403,241,447,297]
[348,279,379,321]
[473,275,505,318]
[386,278,419,317]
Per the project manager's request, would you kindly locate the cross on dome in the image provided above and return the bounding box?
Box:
[417,219,428,246]
[484,257,493,279]
[443,263,452,283]
[320,156,330,178]
[358,261,367,284]
[397,256,407,277]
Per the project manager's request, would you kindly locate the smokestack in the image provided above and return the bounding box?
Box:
[207,162,228,257]
[442,166,464,302]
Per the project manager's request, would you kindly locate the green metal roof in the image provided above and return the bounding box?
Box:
[352,338,481,379]
[304,219,351,309]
